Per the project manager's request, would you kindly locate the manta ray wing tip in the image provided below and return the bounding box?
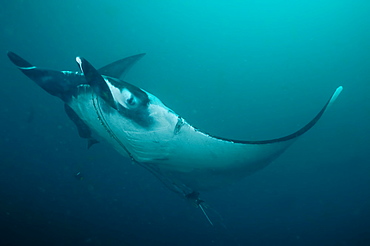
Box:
[335,86,343,95]
[7,51,34,68]
[329,86,343,107]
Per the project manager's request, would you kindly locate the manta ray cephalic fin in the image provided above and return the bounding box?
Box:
[76,57,117,110]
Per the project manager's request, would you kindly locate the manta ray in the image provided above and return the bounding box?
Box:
[7,51,342,225]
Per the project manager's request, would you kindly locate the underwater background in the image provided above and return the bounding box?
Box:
[1,1,369,245]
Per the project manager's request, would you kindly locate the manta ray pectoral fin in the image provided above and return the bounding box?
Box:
[274,85,343,142]
[7,51,83,101]
[219,86,344,145]
[64,103,92,138]
[328,86,343,108]
[97,53,145,79]
[64,104,99,148]
[76,57,117,110]
[7,51,34,68]
[270,85,343,142]
[87,138,99,149]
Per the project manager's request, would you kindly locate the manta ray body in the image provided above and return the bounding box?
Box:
[8,51,342,224]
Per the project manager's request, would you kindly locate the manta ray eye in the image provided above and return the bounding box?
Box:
[118,88,140,109]
[126,96,136,106]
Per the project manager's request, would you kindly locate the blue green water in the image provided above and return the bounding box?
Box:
[1,1,369,245]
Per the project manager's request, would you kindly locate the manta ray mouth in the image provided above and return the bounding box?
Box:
[90,92,136,162]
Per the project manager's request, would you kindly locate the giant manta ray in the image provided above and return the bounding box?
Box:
[8,51,342,225]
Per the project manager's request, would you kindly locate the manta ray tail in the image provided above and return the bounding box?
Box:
[199,203,214,226]
[184,191,214,226]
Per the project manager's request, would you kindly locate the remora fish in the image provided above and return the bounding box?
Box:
[7,51,342,225]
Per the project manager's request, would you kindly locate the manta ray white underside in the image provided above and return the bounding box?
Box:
[71,81,342,193]
[8,51,342,224]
